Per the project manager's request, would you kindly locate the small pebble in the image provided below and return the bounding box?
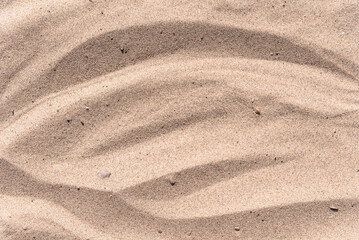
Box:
[169,179,176,186]
[85,106,90,111]
[23,227,28,231]
[167,174,176,186]
[234,227,240,231]
[329,206,339,212]
[254,108,261,115]
[158,230,162,234]
[98,170,111,179]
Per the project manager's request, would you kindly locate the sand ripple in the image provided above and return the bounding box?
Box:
[1,1,359,239]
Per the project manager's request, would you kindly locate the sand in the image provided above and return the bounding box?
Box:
[1,0,359,239]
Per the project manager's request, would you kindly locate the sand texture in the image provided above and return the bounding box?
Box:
[1,0,359,239]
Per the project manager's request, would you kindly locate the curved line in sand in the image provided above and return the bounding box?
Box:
[2,20,359,240]
[2,21,358,123]
[0,158,358,239]
[1,57,357,152]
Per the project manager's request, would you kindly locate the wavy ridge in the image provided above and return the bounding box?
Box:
[1,6,359,239]
[1,21,358,122]
[0,158,358,240]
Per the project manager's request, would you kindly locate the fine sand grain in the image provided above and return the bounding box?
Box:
[1,0,359,239]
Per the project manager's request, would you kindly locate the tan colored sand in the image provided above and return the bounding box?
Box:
[1,0,359,239]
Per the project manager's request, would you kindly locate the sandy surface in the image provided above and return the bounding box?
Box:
[1,0,359,239]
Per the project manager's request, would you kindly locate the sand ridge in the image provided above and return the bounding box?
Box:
[1,0,359,239]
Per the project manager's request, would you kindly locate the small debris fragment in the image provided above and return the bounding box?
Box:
[23,227,28,231]
[11,110,14,116]
[167,174,176,186]
[329,206,339,212]
[80,121,85,126]
[85,106,90,111]
[254,108,261,115]
[120,48,127,54]
[98,170,111,179]
[234,227,240,231]
[158,230,162,234]
[170,179,176,186]
[67,119,72,123]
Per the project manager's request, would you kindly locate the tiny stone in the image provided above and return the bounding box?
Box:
[234,227,240,231]
[254,108,261,115]
[98,170,111,179]
[158,230,162,234]
[120,48,127,54]
[23,227,28,231]
[329,206,339,212]
[167,174,176,186]
[170,179,176,186]
[85,106,90,111]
